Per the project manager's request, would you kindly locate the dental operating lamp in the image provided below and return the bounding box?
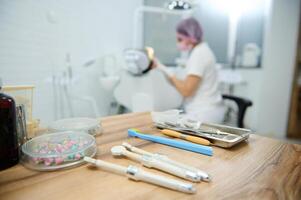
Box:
[123,47,154,76]
[123,1,197,76]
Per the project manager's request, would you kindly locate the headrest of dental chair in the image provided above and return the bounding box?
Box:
[123,47,154,76]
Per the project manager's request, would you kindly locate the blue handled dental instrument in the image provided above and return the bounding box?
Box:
[128,129,213,156]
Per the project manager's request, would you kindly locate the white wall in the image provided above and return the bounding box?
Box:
[0,0,142,125]
[234,0,300,138]
[257,0,300,137]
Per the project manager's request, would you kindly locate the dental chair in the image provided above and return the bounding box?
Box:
[217,66,253,128]
[114,69,183,112]
[222,94,253,128]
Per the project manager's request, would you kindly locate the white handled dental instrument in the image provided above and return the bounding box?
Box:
[111,146,201,182]
[84,157,196,194]
[122,142,211,182]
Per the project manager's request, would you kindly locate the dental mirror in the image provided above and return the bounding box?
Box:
[111,146,127,156]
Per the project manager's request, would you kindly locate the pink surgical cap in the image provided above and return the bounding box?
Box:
[176,17,203,44]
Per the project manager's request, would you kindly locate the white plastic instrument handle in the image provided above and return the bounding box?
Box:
[84,157,127,175]
[123,148,199,182]
[141,155,200,182]
[154,154,211,182]
[122,143,210,182]
[122,142,153,156]
[84,157,196,194]
[123,150,143,162]
[134,167,196,194]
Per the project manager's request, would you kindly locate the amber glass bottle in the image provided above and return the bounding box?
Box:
[0,79,19,170]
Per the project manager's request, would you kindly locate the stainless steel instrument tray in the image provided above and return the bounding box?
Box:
[154,122,251,148]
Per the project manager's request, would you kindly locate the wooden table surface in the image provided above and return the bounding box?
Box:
[0,112,301,200]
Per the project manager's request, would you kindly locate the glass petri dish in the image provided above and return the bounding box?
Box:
[21,131,97,171]
[49,118,102,136]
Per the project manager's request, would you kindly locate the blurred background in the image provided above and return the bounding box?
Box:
[0,0,300,142]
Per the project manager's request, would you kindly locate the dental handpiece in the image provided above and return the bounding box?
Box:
[84,157,196,194]
[111,146,201,182]
[122,142,211,182]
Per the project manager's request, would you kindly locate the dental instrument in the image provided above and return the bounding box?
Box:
[161,129,211,146]
[127,129,213,156]
[162,120,240,138]
[155,122,251,148]
[111,146,201,182]
[84,157,196,194]
[122,142,211,182]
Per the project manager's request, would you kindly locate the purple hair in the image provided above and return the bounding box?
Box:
[176,17,203,44]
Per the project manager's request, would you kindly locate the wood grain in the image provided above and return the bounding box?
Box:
[0,112,300,200]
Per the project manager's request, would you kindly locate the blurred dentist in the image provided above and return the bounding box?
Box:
[153,17,225,124]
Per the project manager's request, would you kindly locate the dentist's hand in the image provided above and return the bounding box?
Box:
[151,58,174,78]
[151,57,160,69]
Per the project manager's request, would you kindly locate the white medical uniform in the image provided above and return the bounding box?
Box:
[183,42,225,124]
